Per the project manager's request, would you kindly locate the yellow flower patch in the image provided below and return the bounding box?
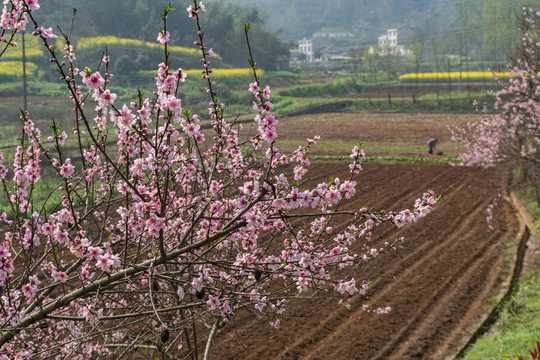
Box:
[139,68,262,78]
[399,71,510,81]
[76,36,222,60]
[0,60,38,75]
[1,34,43,59]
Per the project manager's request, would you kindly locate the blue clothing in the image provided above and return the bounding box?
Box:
[427,138,437,154]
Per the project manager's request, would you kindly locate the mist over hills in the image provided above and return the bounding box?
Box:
[34,0,290,69]
[221,0,449,43]
[31,0,533,69]
[220,0,533,65]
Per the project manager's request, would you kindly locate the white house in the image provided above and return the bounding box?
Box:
[298,38,314,62]
[298,27,355,62]
[373,26,415,56]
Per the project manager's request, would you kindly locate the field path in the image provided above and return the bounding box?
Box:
[214,162,518,359]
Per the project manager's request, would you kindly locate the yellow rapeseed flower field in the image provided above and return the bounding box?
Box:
[183,68,260,77]
[0,61,38,75]
[76,36,222,60]
[399,71,509,82]
[139,68,262,78]
[1,34,43,59]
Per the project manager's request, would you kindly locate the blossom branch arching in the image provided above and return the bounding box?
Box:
[0,0,440,358]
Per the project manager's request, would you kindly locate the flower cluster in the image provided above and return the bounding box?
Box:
[1,0,39,31]
[0,241,14,287]
[187,1,205,19]
[157,29,170,44]
[394,191,438,228]
[32,26,56,38]
[251,83,278,143]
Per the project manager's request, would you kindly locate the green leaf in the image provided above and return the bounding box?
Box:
[327,177,334,186]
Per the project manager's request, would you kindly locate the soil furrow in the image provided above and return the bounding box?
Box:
[372,230,507,359]
[282,194,506,359]
[214,162,517,360]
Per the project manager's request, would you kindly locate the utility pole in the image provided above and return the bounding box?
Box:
[22,31,28,111]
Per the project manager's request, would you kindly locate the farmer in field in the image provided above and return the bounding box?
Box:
[427,138,438,155]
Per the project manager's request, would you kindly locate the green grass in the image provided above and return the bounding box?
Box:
[264,70,303,79]
[464,187,540,360]
[272,98,352,115]
[275,79,354,98]
[530,206,540,234]
[340,96,483,114]
[464,272,540,360]
[523,190,540,233]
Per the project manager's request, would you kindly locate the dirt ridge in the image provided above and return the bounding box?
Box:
[214,162,519,359]
[452,194,530,359]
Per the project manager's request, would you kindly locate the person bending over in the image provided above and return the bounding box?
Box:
[427,138,438,155]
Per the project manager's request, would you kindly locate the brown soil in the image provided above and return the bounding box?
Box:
[208,113,519,359]
[2,106,513,359]
[278,113,476,143]
[275,112,476,157]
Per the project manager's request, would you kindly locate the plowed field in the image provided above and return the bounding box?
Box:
[273,112,477,157]
[211,113,519,359]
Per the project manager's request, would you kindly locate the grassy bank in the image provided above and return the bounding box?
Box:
[463,262,540,360]
[464,195,540,360]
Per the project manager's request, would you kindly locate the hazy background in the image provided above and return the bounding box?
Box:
[33,0,535,68]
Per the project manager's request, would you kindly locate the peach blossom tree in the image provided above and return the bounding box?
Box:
[452,7,540,204]
[0,1,439,358]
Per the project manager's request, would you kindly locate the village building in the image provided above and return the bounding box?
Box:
[373,26,415,56]
[297,26,356,63]
[313,26,355,39]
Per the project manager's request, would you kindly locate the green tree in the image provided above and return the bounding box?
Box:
[430,37,444,108]
[362,46,378,105]
[378,41,401,104]
[480,0,522,66]
[350,48,362,109]
[409,39,424,103]
[34,0,289,70]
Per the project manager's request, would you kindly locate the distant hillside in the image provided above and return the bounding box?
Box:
[220,0,530,62]
[28,0,533,68]
[221,0,440,42]
[75,36,226,76]
[34,0,289,70]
